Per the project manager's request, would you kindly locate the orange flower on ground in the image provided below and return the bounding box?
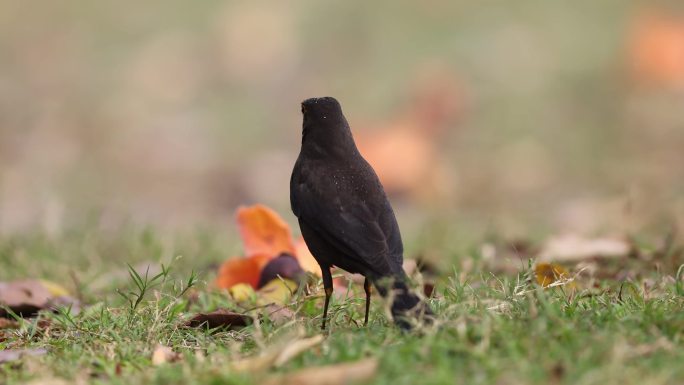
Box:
[215,254,270,290]
[629,8,684,89]
[236,204,295,258]
[215,204,321,291]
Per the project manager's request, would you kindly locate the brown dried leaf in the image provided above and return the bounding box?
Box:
[0,279,52,317]
[185,309,251,330]
[0,279,79,318]
[264,358,379,385]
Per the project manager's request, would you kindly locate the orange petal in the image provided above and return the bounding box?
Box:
[629,9,684,88]
[294,237,322,276]
[237,205,296,258]
[215,257,262,289]
[250,252,273,270]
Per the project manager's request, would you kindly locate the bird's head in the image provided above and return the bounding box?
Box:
[299,97,355,153]
[301,96,343,122]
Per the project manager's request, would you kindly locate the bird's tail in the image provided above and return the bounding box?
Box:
[377,278,433,330]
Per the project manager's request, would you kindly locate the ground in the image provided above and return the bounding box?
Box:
[1,229,683,385]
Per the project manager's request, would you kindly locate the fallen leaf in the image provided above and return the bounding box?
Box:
[257,279,297,305]
[535,263,574,288]
[237,205,296,258]
[264,358,379,385]
[538,234,631,263]
[151,344,181,365]
[0,279,80,318]
[257,254,305,289]
[185,309,252,330]
[0,348,48,363]
[0,279,52,317]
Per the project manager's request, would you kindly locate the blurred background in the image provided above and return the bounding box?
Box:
[1,0,683,248]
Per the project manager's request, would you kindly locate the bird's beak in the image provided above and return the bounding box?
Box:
[301,103,307,114]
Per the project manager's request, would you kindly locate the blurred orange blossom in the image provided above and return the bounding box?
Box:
[215,204,320,290]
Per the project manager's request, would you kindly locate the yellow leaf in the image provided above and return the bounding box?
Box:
[535,263,574,288]
[257,279,297,305]
[229,283,256,302]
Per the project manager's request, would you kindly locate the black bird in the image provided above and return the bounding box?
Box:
[290,96,432,330]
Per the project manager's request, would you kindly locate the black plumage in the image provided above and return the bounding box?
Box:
[290,96,431,329]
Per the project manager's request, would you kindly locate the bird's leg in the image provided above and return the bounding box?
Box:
[364,277,372,326]
[321,267,333,330]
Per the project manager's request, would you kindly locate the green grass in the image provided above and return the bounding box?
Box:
[1,230,684,385]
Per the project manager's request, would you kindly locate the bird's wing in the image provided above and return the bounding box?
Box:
[292,175,394,276]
